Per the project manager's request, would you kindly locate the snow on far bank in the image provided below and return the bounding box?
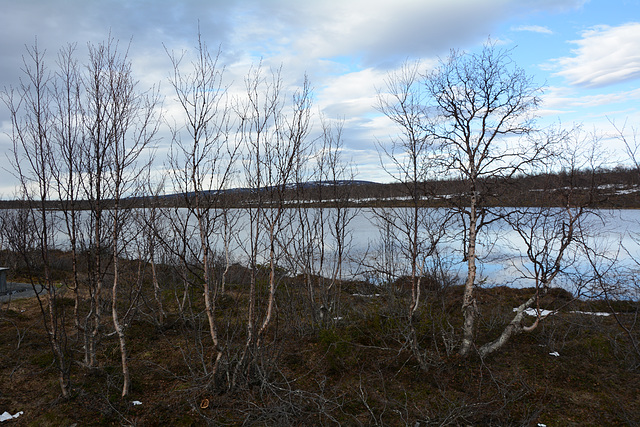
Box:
[569,310,611,316]
[515,308,612,317]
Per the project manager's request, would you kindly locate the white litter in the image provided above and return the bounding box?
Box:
[549,351,560,357]
[132,401,142,406]
[538,424,547,427]
[352,293,381,298]
[0,411,24,422]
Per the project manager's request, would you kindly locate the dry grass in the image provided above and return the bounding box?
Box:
[1,264,639,425]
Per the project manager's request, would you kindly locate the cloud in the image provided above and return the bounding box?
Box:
[316,68,388,116]
[0,0,586,90]
[543,86,640,109]
[0,0,593,193]
[549,22,640,87]
[511,25,553,34]
[226,0,585,69]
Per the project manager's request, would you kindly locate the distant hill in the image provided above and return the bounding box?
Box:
[1,168,639,209]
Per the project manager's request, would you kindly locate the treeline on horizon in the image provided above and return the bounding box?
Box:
[1,164,638,210]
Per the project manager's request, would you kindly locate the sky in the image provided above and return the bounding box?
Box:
[1,0,640,197]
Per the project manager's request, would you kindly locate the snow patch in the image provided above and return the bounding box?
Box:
[515,308,556,317]
[516,308,612,317]
[570,311,611,316]
[352,293,381,297]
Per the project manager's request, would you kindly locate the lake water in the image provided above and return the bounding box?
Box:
[162,207,640,294]
[6,207,640,294]
[324,208,640,293]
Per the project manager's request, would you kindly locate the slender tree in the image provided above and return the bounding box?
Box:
[165,33,237,381]
[80,37,160,396]
[375,61,452,369]
[376,61,445,317]
[234,64,312,385]
[478,128,600,357]
[321,118,359,319]
[50,43,84,339]
[3,41,72,398]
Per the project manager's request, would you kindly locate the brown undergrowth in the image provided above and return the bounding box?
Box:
[1,260,639,426]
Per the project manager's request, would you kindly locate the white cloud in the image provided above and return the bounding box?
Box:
[316,68,388,116]
[0,0,596,193]
[537,86,640,129]
[232,0,584,67]
[543,86,640,110]
[512,25,553,34]
[550,23,640,87]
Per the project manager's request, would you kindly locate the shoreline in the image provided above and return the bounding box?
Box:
[0,283,44,303]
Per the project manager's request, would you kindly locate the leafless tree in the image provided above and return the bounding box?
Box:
[478,128,600,357]
[603,120,640,363]
[422,41,545,355]
[233,64,312,385]
[289,116,358,326]
[3,41,72,398]
[374,62,454,370]
[320,118,359,318]
[78,37,161,397]
[289,130,323,326]
[376,61,447,317]
[165,34,237,383]
[136,181,167,326]
[258,72,311,343]
[49,44,85,339]
[80,39,116,368]
[609,119,640,174]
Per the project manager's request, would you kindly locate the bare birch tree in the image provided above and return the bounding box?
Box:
[478,128,600,357]
[422,42,544,356]
[375,61,450,370]
[234,64,312,384]
[165,34,237,382]
[50,44,84,339]
[376,61,445,317]
[320,118,359,319]
[80,39,117,368]
[3,41,72,398]
[290,117,357,326]
[80,37,160,397]
[603,120,640,362]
